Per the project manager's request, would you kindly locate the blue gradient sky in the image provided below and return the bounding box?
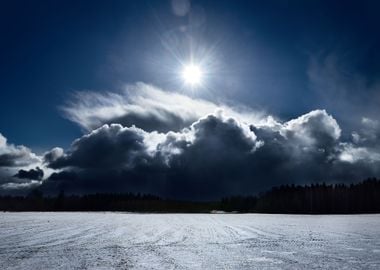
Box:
[1,0,379,151]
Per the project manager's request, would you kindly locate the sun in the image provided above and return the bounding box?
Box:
[182,64,203,85]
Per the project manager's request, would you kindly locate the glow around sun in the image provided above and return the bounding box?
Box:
[182,64,203,86]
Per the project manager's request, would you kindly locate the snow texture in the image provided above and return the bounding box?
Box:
[0,213,379,269]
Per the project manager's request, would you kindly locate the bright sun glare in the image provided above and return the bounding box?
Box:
[182,64,202,85]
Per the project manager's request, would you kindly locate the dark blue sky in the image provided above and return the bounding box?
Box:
[1,0,379,151]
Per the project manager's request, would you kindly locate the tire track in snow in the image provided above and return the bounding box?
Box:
[1,213,379,269]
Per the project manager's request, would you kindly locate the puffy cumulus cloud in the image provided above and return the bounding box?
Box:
[0,133,40,168]
[47,124,153,170]
[40,108,380,200]
[46,112,259,171]
[282,110,341,146]
[0,133,45,192]
[43,147,64,164]
[265,110,341,166]
[153,113,264,199]
[43,112,262,199]
[338,144,380,164]
[61,83,265,133]
[156,112,260,164]
[351,118,380,147]
[247,110,343,186]
[337,117,380,166]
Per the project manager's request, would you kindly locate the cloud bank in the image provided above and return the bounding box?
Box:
[1,84,380,199]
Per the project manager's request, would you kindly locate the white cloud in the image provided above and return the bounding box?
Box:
[61,83,266,133]
[1,180,41,190]
[281,109,341,150]
[0,133,46,191]
[0,133,41,168]
[338,143,380,163]
[0,133,6,148]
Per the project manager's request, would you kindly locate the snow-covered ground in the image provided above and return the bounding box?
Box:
[0,213,379,269]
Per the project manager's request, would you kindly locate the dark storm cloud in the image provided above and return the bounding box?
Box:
[14,167,44,181]
[43,112,260,198]
[47,124,150,170]
[41,108,380,199]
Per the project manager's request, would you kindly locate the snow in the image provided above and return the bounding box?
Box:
[0,213,379,269]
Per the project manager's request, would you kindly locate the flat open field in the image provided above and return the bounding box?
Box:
[0,213,379,269]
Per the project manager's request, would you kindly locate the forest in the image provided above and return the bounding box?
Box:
[1,178,379,214]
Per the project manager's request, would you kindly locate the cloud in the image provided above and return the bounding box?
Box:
[41,107,380,199]
[2,85,380,198]
[0,133,40,168]
[338,117,380,164]
[1,181,42,191]
[171,0,190,17]
[0,133,44,192]
[281,109,341,149]
[47,124,151,170]
[47,111,262,171]
[61,83,265,133]
[14,167,44,181]
[43,112,263,198]
[43,147,64,164]
[352,118,380,147]
[307,51,380,129]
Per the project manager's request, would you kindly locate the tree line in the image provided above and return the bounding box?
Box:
[0,178,379,213]
[0,190,218,212]
[220,178,380,214]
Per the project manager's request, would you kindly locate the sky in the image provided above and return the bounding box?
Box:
[0,0,380,199]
